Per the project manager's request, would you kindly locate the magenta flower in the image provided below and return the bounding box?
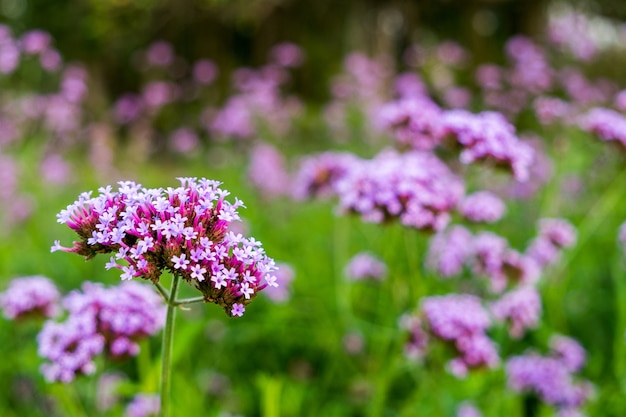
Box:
[96,372,126,412]
[169,127,199,154]
[550,335,586,373]
[526,218,577,268]
[506,348,591,413]
[344,252,387,281]
[20,30,52,55]
[192,59,218,85]
[38,281,165,383]
[580,107,626,147]
[427,225,474,277]
[269,42,304,67]
[334,148,464,231]
[459,191,506,223]
[247,143,291,198]
[457,402,482,417]
[376,96,444,150]
[420,294,499,377]
[145,41,174,68]
[491,285,542,338]
[125,393,160,417]
[263,262,294,303]
[473,232,540,293]
[399,314,429,361]
[52,178,278,316]
[440,110,534,182]
[291,151,360,201]
[0,275,60,320]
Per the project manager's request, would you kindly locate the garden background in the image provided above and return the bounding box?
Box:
[1,0,626,416]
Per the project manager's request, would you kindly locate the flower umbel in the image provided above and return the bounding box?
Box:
[52,177,278,316]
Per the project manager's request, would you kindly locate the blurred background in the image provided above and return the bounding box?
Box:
[1,0,626,416]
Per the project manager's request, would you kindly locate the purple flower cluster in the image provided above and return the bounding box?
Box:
[427,228,540,293]
[52,178,279,316]
[291,151,360,201]
[0,26,61,74]
[344,252,387,281]
[0,275,60,320]
[440,110,534,182]
[579,107,626,147]
[547,9,598,61]
[325,52,392,138]
[458,191,506,223]
[334,149,464,231]
[427,225,474,278]
[550,335,586,373]
[37,281,165,383]
[247,143,291,198]
[399,314,428,361]
[408,294,499,377]
[125,393,160,417]
[506,335,591,414]
[209,60,303,140]
[527,218,577,268]
[375,95,443,151]
[457,402,482,417]
[505,36,553,95]
[263,262,295,303]
[490,285,542,339]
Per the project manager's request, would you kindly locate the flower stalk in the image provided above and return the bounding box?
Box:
[160,273,180,417]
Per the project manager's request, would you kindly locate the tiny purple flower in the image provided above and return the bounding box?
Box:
[231,303,245,317]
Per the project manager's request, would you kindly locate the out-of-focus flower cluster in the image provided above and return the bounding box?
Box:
[124,393,160,417]
[344,252,387,281]
[0,275,60,320]
[427,218,576,293]
[52,178,279,317]
[294,148,465,232]
[37,281,165,383]
[506,335,592,415]
[401,294,499,378]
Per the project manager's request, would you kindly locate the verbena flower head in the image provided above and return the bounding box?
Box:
[96,372,126,412]
[376,96,444,151]
[291,151,359,201]
[491,285,542,339]
[441,110,534,182]
[550,334,586,373]
[334,148,464,231]
[52,178,278,317]
[125,393,160,417]
[344,252,388,281]
[37,281,165,383]
[263,262,294,303]
[580,107,626,147]
[420,294,499,377]
[457,402,482,417]
[0,275,61,320]
[473,232,540,293]
[526,218,577,268]
[459,191,506,223]
[506,350,591,412]
[427,225,474,277]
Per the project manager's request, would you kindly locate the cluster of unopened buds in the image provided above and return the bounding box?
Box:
[52,177,279,317]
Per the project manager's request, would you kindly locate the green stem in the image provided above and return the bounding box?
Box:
[173,296,205,306]
[154,282,170,301]
[160,274,180,417]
